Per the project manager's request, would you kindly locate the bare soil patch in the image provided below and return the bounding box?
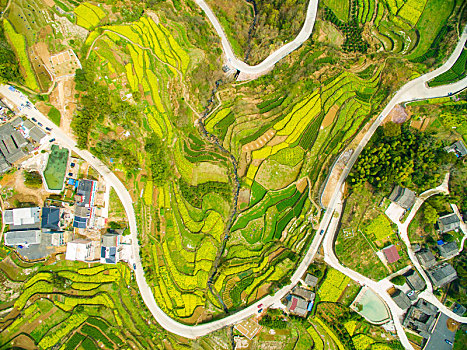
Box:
[388,104,408,124]
[242,129,276,152]
[266,134,287,147]
[322,105,339,128]
[42,0,55,7]
[296,177,308,193]
[49,77,77,137]
[0,172,49,208]
[35,101,51,116]
[268,247,285,262]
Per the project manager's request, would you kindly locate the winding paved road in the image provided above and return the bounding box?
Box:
[319,25,467,350]
[1,11,466,345]
[195,0,318,77]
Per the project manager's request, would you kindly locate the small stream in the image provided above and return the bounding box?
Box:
[244,0,259,62]
[195,0,260,331]
[196,79,240,313]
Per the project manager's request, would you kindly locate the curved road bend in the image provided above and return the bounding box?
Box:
[0,19,465,343]
[318,25,467,350]
[195,0,319,76]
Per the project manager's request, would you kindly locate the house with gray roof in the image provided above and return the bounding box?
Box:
[444,140,467,158]
[0,122,29,165]
[41,207,61,231]
[392,289,411,310]
[4,207,41,231]
[304,273,319,288]
[405,269,426,291]
[28,126,46,144]
[389,185,416,209]
[402,299,438,339]
[438,213,461,234]
[427,263,457,288]
[438,241,458,259]
[286,295,309,317]
[4,230,41,246]
[292,286,315,301]
[100,233,120,264]
[416,249,437,269]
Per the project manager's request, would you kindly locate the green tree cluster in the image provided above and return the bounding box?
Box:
[145,133,170,185]
[92,139,138,170]
[0,23,23,84]
[178,178,232,208]
[73,60,140,149]
[390,275,406,286]
[324,3,369,53]
[258,312,287,329]
[23,171,43,187]
[348,126,456,192]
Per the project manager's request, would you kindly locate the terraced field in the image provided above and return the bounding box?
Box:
[324,0,457,61]
[74,2,106,29]
[0,253,186,349]
[1,0,463,338]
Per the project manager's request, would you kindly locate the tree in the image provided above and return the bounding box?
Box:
[390,275,406,286]
[23,171,43,187]
[383,121,401,137]
[423,204,438,224]
[145,134,170,185]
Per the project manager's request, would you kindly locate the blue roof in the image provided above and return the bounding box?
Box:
[307,301,313,311]
[68,178,76,185]
[101,246,117,264]
[41,207,60,230]
[437,240,444,246]
[73,216,87,229]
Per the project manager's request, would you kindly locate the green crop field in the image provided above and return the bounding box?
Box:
[428,49,467,87]
[1,0,464,345]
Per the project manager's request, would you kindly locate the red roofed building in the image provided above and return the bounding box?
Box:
[383,245,401,264]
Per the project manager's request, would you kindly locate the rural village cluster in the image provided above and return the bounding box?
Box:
[1,75,467,348]
[0,85,131,266]
[0,0,466,348]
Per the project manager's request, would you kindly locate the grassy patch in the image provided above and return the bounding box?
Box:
[407,0,455,60]
[3,19,39,91]
[323,0,350,22]
[48,106,61,126]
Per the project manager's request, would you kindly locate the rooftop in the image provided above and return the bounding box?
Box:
[438,241,458,259]
[101,233,120,247]
[427,263,457,288]
[389,185,416,209]
[438,213,460,233]
[77,179,96,206]
[41,207,61,231]
[4,230,41,246]
[0,122,29,164]
[4,207,41,227]
[445,140,467,158]
[405,269,426,291]
[65,239,92,261]
[383,245,400,264]
[29,126,46,143]
[287,295,309,317]
[416,249,437,268]
[100,246,117,264]
[304,273,318,288]
[391,289,411,310]
[292,286,315,301]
